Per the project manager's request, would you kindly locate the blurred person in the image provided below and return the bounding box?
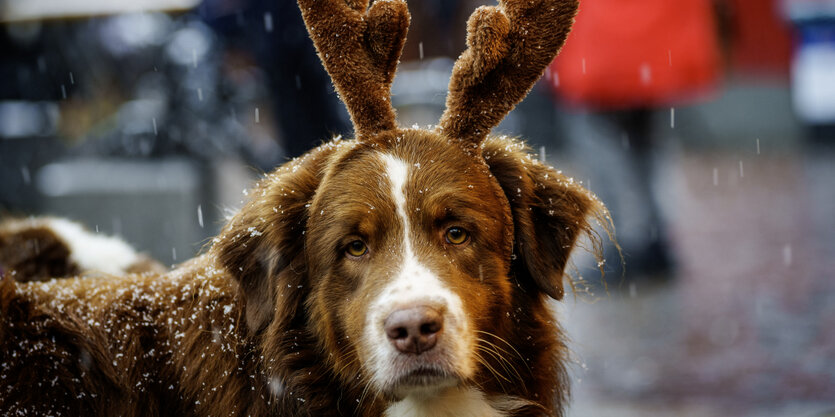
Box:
[547,0,722,282]
[199,0,351,161]
[782,0,835,146]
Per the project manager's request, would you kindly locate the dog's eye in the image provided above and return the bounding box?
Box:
[445,227,469,245]
[345,240,368,257]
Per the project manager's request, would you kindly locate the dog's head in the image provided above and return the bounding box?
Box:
[213,0,601,410]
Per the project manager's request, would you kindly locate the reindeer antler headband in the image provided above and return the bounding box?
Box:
[297,0,578,146]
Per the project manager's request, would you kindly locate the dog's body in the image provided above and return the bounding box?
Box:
[1,0,605,415]
[0,217,165,282]
[1,256,250,416]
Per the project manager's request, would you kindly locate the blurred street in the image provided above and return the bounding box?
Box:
[564,146,835,416]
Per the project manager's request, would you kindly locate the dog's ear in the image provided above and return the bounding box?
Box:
[483,137,605,300]
[212,145,337,332]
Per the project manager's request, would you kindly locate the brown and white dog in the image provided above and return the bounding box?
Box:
[0,0,606,415]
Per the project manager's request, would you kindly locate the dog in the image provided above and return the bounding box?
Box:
[0,217,165,282]
[0,0,607,415]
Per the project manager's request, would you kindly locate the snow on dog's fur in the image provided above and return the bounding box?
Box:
[0,0,609,415]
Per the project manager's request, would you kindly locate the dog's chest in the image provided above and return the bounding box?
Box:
[383,387,507,417]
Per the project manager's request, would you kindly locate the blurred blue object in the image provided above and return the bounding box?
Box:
[0,101,58,138]
[792,24,835,125]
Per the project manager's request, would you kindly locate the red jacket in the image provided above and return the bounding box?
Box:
[549,0,722,109]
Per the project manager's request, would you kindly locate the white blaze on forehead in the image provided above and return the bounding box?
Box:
[364,154,473,389]
[379,154,460,308]
[382,154,413,254]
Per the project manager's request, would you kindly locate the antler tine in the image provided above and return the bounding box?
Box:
[297,0,410,138]
[438,0,579,148]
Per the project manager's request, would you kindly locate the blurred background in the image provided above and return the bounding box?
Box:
[0,0,833,415]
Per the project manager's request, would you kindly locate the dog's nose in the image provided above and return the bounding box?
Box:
[384,306,443,355]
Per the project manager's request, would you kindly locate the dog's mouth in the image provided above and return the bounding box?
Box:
[389,366,459,396]
[398,366,448,385]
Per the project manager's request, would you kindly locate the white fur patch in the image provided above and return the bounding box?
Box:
[384,386,506,417]
[382,154,412,253]
[363,155,473,391]
[45,218,140,275]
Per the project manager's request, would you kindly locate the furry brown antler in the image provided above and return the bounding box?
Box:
[297,0,410,138]
[438,0,579,147]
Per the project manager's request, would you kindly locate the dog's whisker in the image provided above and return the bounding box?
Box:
[474,342,514,374]
[473,349,511,384]
[472,350,511,393]
[474,344,524,387]
[474,333,515,359]
[475,330,533,375]
[357,377,376,410]
[474,330,522,358]
[474,335,524,376]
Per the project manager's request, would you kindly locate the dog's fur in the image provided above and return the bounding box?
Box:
[0,0,607,416]
[0,217,165,282]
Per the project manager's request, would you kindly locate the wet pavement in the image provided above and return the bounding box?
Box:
[562,146,835,416]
